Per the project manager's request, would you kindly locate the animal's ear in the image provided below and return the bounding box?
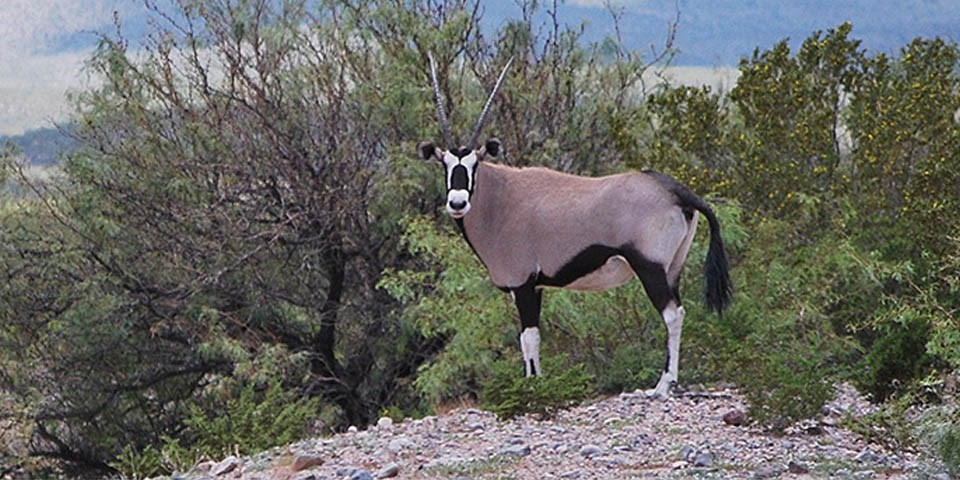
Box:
[484,138,501,158]
[419,141,440,161]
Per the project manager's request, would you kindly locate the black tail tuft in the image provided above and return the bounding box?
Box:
[702,210,732,314]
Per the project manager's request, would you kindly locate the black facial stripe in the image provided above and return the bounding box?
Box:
[450,164,469,191]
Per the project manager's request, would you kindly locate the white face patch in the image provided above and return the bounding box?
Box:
[442,149,479,217]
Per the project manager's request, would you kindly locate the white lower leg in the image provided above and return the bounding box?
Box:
[648,304,685,398]
[520,327,541,376]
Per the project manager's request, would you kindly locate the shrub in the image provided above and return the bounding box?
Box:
[110,380,318,478]
[736,342,836,432]
[941,425,960,476]
[911,394,960,476]
[856,315,935,401]
[481,356,593,420]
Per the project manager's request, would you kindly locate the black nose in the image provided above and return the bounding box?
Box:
[449,199,467,211]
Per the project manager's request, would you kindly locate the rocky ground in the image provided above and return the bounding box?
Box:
[161,384,952,480]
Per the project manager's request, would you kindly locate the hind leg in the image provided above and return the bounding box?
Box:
[649,302,685,398]
[624,250,683,398]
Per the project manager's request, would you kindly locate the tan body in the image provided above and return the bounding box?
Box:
[462,162,698,291]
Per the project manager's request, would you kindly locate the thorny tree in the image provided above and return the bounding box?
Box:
[0,0,672,472]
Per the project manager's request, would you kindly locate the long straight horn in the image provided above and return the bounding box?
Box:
[468,57,513,150]
[428,53,455,148]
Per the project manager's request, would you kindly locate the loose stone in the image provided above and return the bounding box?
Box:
[211,456,240,476]
[787,460,809,474]
[499,444,532,457]
[693,451,714,468]
[376,462,400,478]
[292,454,324,472]
[578,444,603,457]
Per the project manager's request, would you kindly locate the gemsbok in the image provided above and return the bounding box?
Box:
[419,55,732,398]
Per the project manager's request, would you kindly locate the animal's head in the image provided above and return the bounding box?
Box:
[420,54,511,218]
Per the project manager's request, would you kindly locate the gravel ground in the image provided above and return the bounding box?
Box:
[167,384,951,480]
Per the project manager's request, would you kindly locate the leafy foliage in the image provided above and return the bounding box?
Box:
[3,1,960,475]
[481,357,593,420]
[110,380,318,479]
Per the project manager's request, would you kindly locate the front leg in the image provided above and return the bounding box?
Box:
[512,281,543,377]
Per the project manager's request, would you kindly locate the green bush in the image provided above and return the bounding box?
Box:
[941,425,960,476]
[736,343,836,432]
[910,396,960,476]
[856,315,934,401]
[110,380,318,478]
[481,356,593,420]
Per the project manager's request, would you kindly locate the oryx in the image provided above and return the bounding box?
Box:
[419,55,732,398]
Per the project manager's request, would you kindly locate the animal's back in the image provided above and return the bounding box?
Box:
[474,164,686,283]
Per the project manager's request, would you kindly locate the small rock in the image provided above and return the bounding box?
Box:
[291,472,320,480]
[377,417,394,428]
[753,465,784,479]
[679,445,697,462]
[377,462,400,478]
[855,448,884,463]
[347,425,359,433]
[787,460,809,474]
[693,451,714,468]
[579,444,603,458]
[722,409,747,426]
[602,416,622,427]
[350,470,374,480]
[499,444,532,457]
[292,453,324,472]
[387,437,416,452]
[211,456,240,476]
[805,424,825,435]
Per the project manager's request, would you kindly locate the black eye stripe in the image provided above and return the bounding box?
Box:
[450,164,469,190]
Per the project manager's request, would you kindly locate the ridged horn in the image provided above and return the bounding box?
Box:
[428,53,455,148]
[468,56,513,150]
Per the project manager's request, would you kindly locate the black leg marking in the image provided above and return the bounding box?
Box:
[512,276,542,330]
[621,247,675,313]
[513,275,543,376]
[663,335,671,373]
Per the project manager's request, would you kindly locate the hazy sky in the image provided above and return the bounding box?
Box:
[2,0,958,136]
[0,0,132,135]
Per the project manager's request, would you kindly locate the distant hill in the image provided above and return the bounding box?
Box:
[0,126,76,166]
[483,0,960,66]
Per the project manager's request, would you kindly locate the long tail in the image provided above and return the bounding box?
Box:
[696,200,733,313]
[667,180,732,314]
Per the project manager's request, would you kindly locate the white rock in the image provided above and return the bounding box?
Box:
[210,455,240,476]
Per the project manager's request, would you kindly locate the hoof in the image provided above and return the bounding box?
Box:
[645,386,671,400]
[646,372,676,399]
